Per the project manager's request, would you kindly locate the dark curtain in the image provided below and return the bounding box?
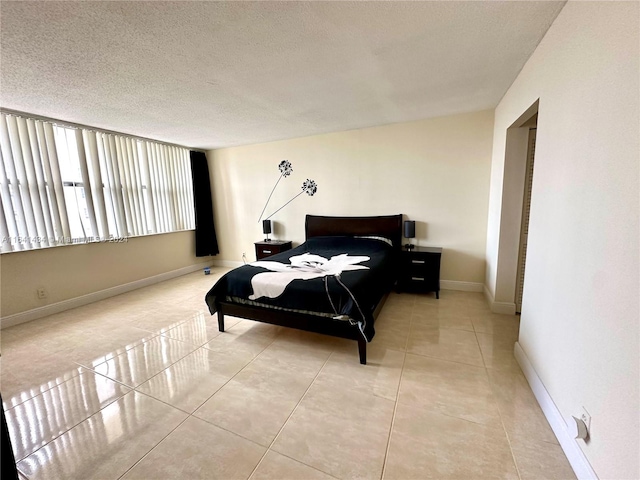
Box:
[190,151,219,257]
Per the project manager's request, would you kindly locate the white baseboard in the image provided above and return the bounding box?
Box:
[483,285,517,315]
[483,284,495,306]
[514,342,598,480]
[440,280,483,292]
[491,301,516,315]
[1,261,213,329]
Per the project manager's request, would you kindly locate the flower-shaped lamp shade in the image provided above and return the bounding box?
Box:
[263,178,318,221]
[302,179,318,196]
[258,161,294,223]
[279,160,293,177]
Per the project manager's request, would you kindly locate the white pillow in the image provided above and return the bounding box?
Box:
[354,235,393,247]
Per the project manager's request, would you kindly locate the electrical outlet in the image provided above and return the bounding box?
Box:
[580,407,591,435]
[37,288,47,299]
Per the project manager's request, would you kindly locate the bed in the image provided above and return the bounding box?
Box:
[204,214,403,364]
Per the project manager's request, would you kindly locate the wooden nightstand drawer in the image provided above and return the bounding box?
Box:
[398,247,442,297]
[406,258,429,274]
[255,240,292,260]
[408,275,427,282]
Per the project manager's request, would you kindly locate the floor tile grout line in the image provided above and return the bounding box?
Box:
[476,318,524,480]
[16,465,30,480]
[140,319,283,404]
[7,316,192,470]
[188,328,284,418]
[395,400,508,430]
[79,335,202,382]
[129,338,230,397]
[13,320,282,470]
[379,350,407,480]
[188,412,274,449]
[7,283,528,478]
[116,314,194,336]
[486,370,525,480]
[501,421,524,480]
[3,365,90,412]
[401,312,522,433]
[116,409,193,480]
[265,450,343,480]
[133,388,213,417]
[70,332,178,368]
[10,387,132,463]
[12,387,140,466]
[185,335,337,448]
[379,302,414,480]
[382,294,522,474]
[405,349,487,369]
[69,334,220,394]
[474,323,491,372]
[134,326,292,450]
[247,347,336,480]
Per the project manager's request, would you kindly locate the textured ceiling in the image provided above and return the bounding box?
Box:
[0,1,565,149]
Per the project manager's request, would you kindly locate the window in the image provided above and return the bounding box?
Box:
[0,113,195,252]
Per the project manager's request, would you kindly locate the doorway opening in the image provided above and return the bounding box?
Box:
[491,99,539,315]
[515,117,537,313]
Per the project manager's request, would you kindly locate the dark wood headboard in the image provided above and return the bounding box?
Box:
[305,214,403,249]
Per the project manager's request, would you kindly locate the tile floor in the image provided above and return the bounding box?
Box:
[1,268,576,480]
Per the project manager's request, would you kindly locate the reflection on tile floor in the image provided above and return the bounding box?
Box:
[1,269,575,479]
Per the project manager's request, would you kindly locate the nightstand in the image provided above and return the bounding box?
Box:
[255,240,293,260]
[397,246,442,298]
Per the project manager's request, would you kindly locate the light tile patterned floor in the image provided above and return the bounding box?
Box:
[1,268,576,480]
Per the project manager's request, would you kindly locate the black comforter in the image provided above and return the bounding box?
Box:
[204,236,397,341]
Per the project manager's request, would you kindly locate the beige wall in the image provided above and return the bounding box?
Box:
[209,110,494,284]
[486,2,639,478]
[1,231,202,317]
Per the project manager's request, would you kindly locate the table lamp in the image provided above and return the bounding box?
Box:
[262,219,272,242]
[404,220,415,250]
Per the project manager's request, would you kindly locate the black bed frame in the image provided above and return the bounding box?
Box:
[214,214,403,364]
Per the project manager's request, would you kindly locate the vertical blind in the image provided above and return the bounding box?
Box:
[0,113,195,253]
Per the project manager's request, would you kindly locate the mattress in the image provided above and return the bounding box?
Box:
[204,236,397,341]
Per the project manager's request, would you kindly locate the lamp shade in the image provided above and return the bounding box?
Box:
[404,220,415,239]
[262,219,272,235]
